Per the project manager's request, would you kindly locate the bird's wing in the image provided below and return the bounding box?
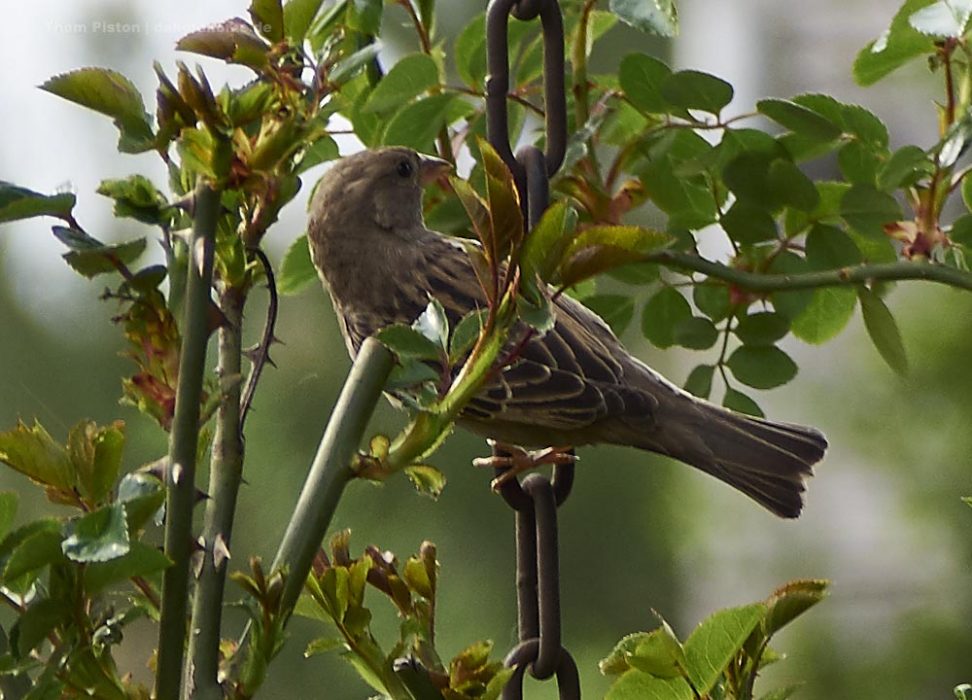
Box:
[419,235,658,432]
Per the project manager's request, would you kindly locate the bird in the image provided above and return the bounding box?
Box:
[306,146,827,518]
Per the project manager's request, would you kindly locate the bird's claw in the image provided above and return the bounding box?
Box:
[472,439,577,490]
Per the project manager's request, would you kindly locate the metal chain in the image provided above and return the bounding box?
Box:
[485,1,579,696]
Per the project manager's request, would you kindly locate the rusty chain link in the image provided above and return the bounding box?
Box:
[485,0,579,696]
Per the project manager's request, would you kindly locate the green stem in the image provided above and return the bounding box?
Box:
[156,182,219,700]
[272,338,395,618]
[185,285,246,699]
[647,250,972,292]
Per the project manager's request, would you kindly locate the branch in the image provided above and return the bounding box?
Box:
[155,181,219,700]
[185,284,246,699]
[647,249,972,293]
[240,248,279,435]
[271,338,395,617]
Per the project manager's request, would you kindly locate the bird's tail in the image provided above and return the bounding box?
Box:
[638,400,827,518]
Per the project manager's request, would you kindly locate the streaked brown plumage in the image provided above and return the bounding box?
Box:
[307,147,827,518]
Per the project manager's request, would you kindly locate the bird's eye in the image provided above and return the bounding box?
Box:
[396,159,414,178]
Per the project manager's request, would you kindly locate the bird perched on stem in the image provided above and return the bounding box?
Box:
[307,147,827,518]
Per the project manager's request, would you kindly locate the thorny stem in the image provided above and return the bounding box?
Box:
[646,249,972,293]
[185,283,246,700]
[155,182,219,700]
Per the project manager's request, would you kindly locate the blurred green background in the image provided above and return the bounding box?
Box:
[1,1,971,697]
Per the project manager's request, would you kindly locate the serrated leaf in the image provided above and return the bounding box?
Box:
[177,19,270,69]
[609,0,678,37]
[735,312,790,346]
[683,603,766,694]
[684,364,714,399]
[84,541,171,594]
[757,98,843,142]
[619,53,673,113]
[909,0,972,36]
[117,471,165,533]
[605,670,694,700]
[61,504,131,563]
[0,183,75,224]
[13,599,71,657]
[329,41,383,84]
[520,200,576,283]
[660,70,733,114]
[40,68,154,153]
[560,226,671,288]
[582,294,635,336]
[363,54,439,113]
[642,287,692,348]
[877,145,931,190]
[305,636,346,657]
[763,579,829,638]
[727,346,797,390]
[52,226,147,278]
[3,529,64,582]
[382,93,458,151]
[0,420,74,491]
[376,325,442,361]
[854,0,937,86]
[279,234,317,295]
[67,420,125,506]
[841,184,901,238]
[859,287,908,375]
[791,287,857,344]
[449,308,488,362]
[792,94,888,147]
[673,316,718,350]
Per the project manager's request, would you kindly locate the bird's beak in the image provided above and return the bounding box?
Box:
[418,154,453,184]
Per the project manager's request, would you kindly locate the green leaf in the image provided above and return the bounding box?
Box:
[454,13,487,88]
[3,529,64,582]
[305,636,346,657]
[660,70,733,114]
[619,53,673,113]
[763,579,829,638]
[559,226,671,288]
[347,0,383,34]
[853,0,937,86]
[0,492,17,541]
[66,420,125,506]
[481,139,524,261]
[297,134,340,173]
[909,0,972,36]
[117,471,165,533]
[791,287,857,344]
[627,621,688,679]
[329,41,383,84]
[449,308,488,362]
[61,504,131,563]
[12,599,71,657]
[40,68,154,153]
[363,54,439,114]
[837,140,882,185]
[684,364,715,399]
[53,226,147,278]
[768,252,813,320]
[583,295,636,336]
[642,287,692,349]
[877,145,931,190]
[727,346,797,390]
[84,541,171,594]
[250,0,285,41]
[769,159,819,211]
[284,0,325,41]
[382,94,459,151]
[792,94,888,147]
[279,234,317,295]
[757,98,842,141]
[176,19,270,69]
[720,201,778,244]
[735,312,790,346]
[376,325,442,361]
[608,262,660,285]
[693,284,731,322]
[841,185,901,238]
[609,0,678,37]
[683,603,766,694]
[673,317,718,350]
[605,671,694,700]
[97,175,170,226]
[806,223,863,269]
[723,387,764,417]
[859,287,909,375]
[951,214,972,247]
[0,183,75,224]
[759,684,805,700]
[0,420,74,491]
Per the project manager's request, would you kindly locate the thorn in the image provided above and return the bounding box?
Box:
[171,462,184,485]
[270,335,285,346]
[213,533,231,569]
[264,354,277,369]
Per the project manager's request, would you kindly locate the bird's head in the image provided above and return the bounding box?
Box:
[309,147,452,234]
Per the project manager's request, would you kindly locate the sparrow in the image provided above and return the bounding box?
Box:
[307,147,827,518]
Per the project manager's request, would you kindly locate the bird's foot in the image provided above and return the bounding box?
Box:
[472,439,576,490]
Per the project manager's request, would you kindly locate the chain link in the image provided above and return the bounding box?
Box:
[485,0,578,696]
